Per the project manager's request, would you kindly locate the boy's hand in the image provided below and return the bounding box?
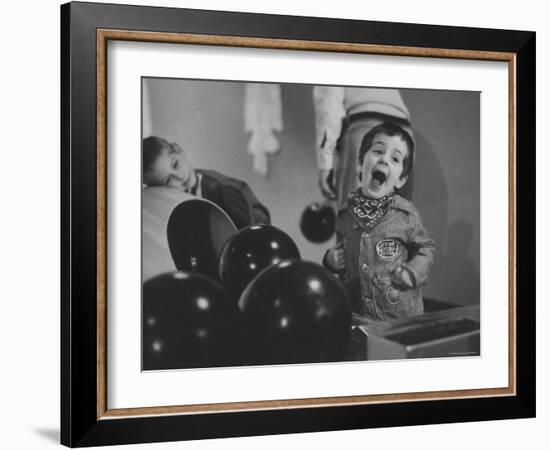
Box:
[326,241,345,271]
[391,265,415,289]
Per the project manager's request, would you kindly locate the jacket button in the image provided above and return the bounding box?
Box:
[361,264,368,272]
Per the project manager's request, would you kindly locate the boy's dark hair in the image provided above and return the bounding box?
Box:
[358,122,415,179]
[143,136,172,176]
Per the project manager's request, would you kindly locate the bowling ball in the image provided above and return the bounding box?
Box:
[218,225,301,301]
[143,271,243,370]
[300,202,336,243]
[239,260,351,365]
[167,201,220,281]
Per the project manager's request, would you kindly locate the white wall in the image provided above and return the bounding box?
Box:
[0,0,546,449]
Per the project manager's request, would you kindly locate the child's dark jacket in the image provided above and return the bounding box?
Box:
[197,169,270,230]
[336,194,435,320]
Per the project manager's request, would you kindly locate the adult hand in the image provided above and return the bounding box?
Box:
[318,168,336,200]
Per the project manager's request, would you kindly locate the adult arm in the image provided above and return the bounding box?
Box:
[313,86,346,199]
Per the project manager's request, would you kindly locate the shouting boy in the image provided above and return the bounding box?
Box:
[324,122,435,320]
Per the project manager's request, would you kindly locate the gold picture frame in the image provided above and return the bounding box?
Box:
[62,2,534,446]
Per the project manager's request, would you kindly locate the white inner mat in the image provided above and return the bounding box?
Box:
[107,40,510,409]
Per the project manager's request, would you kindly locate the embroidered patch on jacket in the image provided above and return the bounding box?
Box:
[376,239,399,259]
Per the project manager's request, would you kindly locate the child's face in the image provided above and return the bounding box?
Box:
[360,133,409,199]
[144,143,197,191]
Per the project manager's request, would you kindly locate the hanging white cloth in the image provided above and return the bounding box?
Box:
[244,83,284,176]
[142,79,154,138]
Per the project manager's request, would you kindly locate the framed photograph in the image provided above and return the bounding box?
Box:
[61,1,535,447]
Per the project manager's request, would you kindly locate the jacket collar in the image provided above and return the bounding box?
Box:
[390,194,415,215]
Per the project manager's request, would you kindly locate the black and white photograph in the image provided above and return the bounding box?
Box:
[49,0,539,448]
[141,78,481,370]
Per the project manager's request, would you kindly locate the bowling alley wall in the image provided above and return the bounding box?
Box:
[143,78,480,308]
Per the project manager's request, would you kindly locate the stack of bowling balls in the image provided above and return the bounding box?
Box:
[143,224,351,370]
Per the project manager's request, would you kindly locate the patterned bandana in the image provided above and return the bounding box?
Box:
[349,190,393,229]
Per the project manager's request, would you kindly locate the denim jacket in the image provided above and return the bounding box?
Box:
[335,194,435,321]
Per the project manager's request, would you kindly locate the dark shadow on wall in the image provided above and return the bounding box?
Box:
[410,131,449,302]
[430,220,480,306]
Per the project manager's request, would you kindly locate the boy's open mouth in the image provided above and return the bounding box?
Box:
[371,169,387,189]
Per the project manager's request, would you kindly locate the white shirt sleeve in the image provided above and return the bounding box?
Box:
[313,86,346,170]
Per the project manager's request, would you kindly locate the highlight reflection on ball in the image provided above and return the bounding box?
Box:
[218,225,301,301]
[300,202,336,243]
[143,271,243,370]
[239,260,351,365]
